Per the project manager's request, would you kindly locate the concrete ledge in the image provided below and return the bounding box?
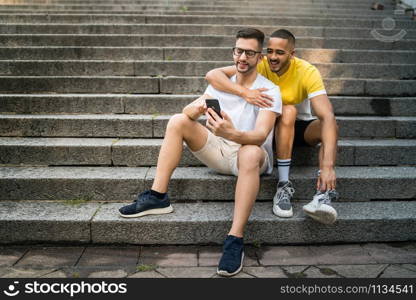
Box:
[0,61,414,79]
[0,76,159,93]
[0,76,415,95]
[0,201,100,244]
[0,200,414,245]
[0,114,154,137]
[90,201,416,244]
[1,14,414,28]
[1,35,415,50]
[0,137,114,165]
[1,94,415,116]
[0,166,148,201]
[0,4,397,14]
[0,9,400,19]
[159,77,416,95]
[1,137,415,167]
[1,114,415,138]
[0,94,126,114]
[0,47,414,64]
[153,115,416,138]
[143,166,416,201]
[1,24,414,39]
[0,166,415,201]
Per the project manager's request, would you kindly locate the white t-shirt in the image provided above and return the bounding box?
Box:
[204,73,282,174]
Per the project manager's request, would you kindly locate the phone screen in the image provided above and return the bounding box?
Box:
[205,98,223,119]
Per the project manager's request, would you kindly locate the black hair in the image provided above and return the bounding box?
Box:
[235,28,265,50]
[270,29,296,46]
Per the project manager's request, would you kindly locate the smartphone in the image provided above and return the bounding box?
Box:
[205,98,223,119]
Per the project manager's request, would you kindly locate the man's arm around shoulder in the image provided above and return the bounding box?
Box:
[205,66,274,108]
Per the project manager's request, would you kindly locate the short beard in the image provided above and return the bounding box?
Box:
[235,62,255,74]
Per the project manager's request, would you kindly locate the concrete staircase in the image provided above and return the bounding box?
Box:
[0,0,415,245]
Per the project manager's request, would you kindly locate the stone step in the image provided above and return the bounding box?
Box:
[1,114,414,138]
[0,3,397,11]
[1,47,414,64]
[2,0,395,12]
[0,76,159,93]
[0,76,415,95]
[1,200,415,244]
[1,94,415,116]
[1,61,414,79]
[0,1,395,8]
[4,13,409,23]
[0,8,400,18]
[1,137,414,167]
[1,0,385,4]
[2,34,415,50]
[158,77,416,96]
[1,166,415,201]
[1,15,414,29]
[0,110,411,137]
[2,24,415,39]
[0,12,414,23]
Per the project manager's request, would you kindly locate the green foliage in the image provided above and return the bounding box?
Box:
[64,194,94,206]
[287,272,307,278]
[180,6,188,12]
[319,268,337,276]
[252,240,262,249]
[136,264,157,272]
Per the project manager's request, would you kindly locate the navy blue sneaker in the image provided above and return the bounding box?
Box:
[119,190,173,218]
[217,235,244,277]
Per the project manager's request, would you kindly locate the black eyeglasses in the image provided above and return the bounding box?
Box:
[232,47,261,58]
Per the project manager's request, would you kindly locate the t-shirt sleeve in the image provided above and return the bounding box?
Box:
[303,65,327,99]
[204,84,218,99]
[259,85,282,115]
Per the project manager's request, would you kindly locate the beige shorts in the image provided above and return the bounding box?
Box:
[190,130,269,176]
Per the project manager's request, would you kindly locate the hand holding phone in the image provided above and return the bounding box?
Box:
[205,98,223,119]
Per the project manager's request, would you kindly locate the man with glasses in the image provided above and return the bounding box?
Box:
[206,29,339,225]
[118,28,282,277]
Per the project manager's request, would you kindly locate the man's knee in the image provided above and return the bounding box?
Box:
[238,145,263,171]
[167,113,193,131]
[277,105,297,128]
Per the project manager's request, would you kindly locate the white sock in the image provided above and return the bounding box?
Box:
[277,159,291,183]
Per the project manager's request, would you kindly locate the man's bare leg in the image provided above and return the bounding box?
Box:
[303,119,321,146]
[119,113,209,218]
[228,145,265,238]
[276,105,297,160]
[273,105,297,218]
[217,145,265,277]
[303,119,338,188]
[152,113,209,193]
[302,119,339,224]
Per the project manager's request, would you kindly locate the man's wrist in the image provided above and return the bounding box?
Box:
[238,87,249,99]
[320,164,335,170]
[227,129,241,142]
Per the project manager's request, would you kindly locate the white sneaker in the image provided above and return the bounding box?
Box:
[272,181,294,218]
[303,190,338,225]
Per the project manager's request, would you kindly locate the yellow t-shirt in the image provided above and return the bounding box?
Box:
[256,56,326,120]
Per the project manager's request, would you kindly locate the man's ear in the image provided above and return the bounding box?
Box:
[257,53,264,64]
[290,49,295,58]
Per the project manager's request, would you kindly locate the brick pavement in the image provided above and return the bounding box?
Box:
[0,242,415,278]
